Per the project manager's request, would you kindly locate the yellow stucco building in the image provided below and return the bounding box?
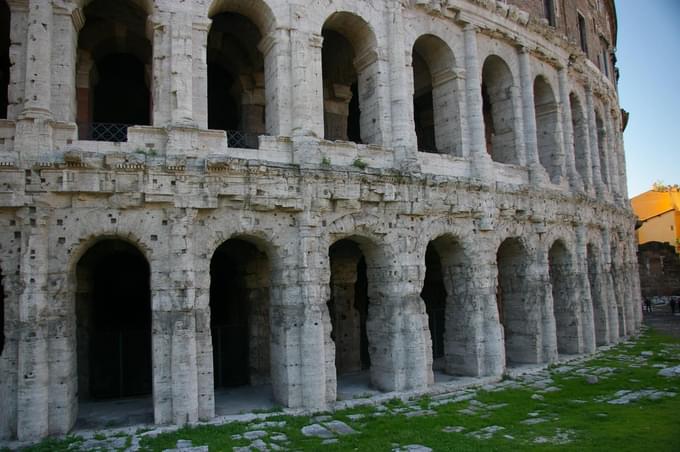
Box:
[631,188,680,253]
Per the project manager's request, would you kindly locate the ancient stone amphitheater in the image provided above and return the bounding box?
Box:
[0,0,641,441]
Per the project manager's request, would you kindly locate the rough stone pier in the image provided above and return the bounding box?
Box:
[0,0,640,441]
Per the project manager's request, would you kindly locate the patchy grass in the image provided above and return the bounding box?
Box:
[16,330,680,452]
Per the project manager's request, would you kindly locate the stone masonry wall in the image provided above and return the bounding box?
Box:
[0,0,640,442]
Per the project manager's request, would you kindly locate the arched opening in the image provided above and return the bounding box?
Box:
[570,93,589,184]
[328,240,370,378]
[0,0,9,119]
[534,76,561,183]
[322,12,379,145]
[596,111,609,186]
[421,243,446,368]
[75,240,152,414]
[497,238,535,365]
[77,0,152,142]
[587,244,608,345]
[549,241,579,354]
[482,55,517,164]
[210,239,271,393]
[208,12,265,149]
[412,35,461,155]
[421,237,470,376]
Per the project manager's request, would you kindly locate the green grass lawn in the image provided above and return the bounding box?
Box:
[11,328,680,452]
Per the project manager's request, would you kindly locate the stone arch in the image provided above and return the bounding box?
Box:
[0,0,9,119]
[422,235,473,375]
[496,237,538,365]
[595,108,609,187]
[326,232,393,394]
[587,242,608,345]
[482,55,518,164]
[207,0,276,36]
[76,0,153,15]
[411,34,462,155]
[207,4,272,147]
[75,238,153,411]
[534,75,561,183]
[570,92,589,185]
[76,0,153,141]
[66,232,154,274]
[209,238,272,392]
[321,12,382,145]
[549,240,580,354]
[328,238,371,378]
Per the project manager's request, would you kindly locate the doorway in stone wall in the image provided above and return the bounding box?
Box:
[210,239,274,414]
[328,239,375,400]
[75,239,153,429]
[421,243,446,370]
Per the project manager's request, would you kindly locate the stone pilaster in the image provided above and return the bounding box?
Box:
[558,67,584,191]
[534,245,558,364]
[270,231,330,409]
[518,46,548,184]
[290,20,324,138]
[259,28,294,137]
[585,86,606,196]
[601,229,621,342]
[367,248,431,391]
[169,11,194,126]
[151,13,170,127]
[20,0,52,119]
[605,103,622,202]
[445,239,503,377]
[16,208,50,441]
[153,209,200,426]
[461,22,492,181]
[387,3,418,166]
[575,226,596,353]
[191,19,209,129]
[51,3,81,123]
[15,0,55,159]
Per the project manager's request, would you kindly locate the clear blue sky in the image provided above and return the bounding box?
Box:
[617,0,680,197]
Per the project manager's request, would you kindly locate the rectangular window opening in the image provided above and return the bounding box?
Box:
[578,13,589,55]
[544,0,556,26]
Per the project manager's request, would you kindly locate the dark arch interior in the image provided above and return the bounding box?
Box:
[482,56,516,164]
[76,240,151,400]
[0,0,9,119]
[93,54,150,125]
[421,243,446,363]
[322,29,361,143]
[328,240,370,375]
[208,12,265,148]
[210,239,270,388]
[78,0,151,140]
[534,76,560,183]
[412,50,436,153]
